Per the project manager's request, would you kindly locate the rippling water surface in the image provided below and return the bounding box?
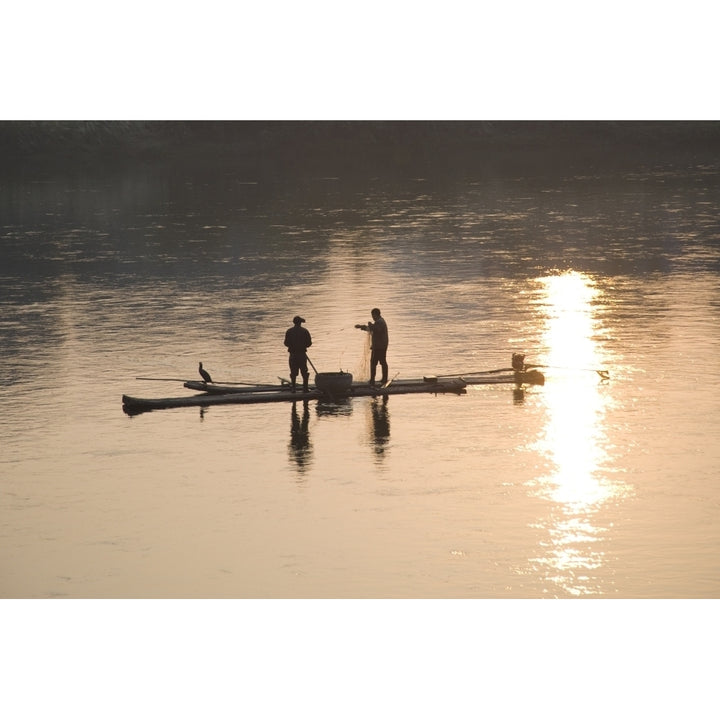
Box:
[2,160,719,598]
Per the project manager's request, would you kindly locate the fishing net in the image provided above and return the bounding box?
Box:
[354,330,371,381]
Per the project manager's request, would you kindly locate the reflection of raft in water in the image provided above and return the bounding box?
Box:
[121,355,546,414]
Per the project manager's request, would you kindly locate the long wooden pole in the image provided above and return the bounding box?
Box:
[135,377,266,385]
[437,365,609,379]
[526,365,610,379]
[135,377,187,382]
[436,367,514,377]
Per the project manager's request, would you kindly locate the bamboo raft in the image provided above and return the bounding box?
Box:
[122,377,469,414]
[179,369,544,396]
[121,364,545,415]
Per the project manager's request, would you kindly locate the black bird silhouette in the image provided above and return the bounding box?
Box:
[199,362,213,384]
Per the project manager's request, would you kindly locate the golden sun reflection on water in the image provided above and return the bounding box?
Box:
[528,271,625,596]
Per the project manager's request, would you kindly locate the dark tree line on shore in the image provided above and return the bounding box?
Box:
[2,121,720,179]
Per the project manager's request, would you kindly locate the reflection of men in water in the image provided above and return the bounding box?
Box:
[289,400,312,470]
[370,395,390,457]
[355,307,388,386]
[284,315,312,393]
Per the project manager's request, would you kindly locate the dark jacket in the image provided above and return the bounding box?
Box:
[368,317,388,350]
[284,325,312,355]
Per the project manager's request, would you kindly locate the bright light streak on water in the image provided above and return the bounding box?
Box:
[528,271,631,595]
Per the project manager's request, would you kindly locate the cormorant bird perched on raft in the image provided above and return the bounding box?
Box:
[199,362,213,384]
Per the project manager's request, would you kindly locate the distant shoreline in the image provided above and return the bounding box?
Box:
[2,120,720,180]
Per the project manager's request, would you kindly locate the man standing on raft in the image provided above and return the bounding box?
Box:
[355,308,389,386]
[284,315,312,393]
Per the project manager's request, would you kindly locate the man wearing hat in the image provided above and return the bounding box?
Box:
[284,315,313,392]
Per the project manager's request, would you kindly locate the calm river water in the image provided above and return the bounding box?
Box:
[2,153,720,599]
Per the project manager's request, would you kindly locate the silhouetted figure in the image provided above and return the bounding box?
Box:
[284,315,312,393]
[199,362,213,384]
[355,308,389,386]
